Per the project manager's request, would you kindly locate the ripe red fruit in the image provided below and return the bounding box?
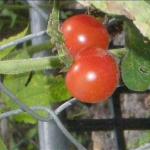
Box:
[61,14,110,58]
[66,48,119,103]
[75,47,106,61]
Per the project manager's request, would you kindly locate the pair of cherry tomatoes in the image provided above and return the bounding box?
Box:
[61,14,119,103]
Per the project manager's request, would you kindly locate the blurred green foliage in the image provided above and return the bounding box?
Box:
[0,0,28,39]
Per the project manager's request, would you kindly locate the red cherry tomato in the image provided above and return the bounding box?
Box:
[66,49,119,103]
[75,47,107,61]
[61,14,110,58]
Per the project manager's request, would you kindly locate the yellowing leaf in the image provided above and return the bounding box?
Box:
[79,0,150,40]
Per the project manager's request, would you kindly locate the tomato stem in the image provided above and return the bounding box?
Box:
[0,55,63,74]
[110,48,128,59]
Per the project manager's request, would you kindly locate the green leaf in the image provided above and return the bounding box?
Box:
[0,26,28,59]
[121,21,150,91]
[47,2,72,67]
[6,42,52,59]
[1,8,17,28]
[48,76,71,101]
[2,73,71,124]
[0,0,4,5]
[86,0,150,40]
[144,0,150,5]
[0,137,7,150]
[47,2,60,37]
[1,47,71,123]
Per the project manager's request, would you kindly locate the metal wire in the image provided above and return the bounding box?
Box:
[0,30,47,51]
[0,100,77,120]
[55,98,77,115]
[0,82,50,122]
[0,82,86,150]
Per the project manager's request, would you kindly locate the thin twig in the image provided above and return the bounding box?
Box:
[0,30,47,51]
